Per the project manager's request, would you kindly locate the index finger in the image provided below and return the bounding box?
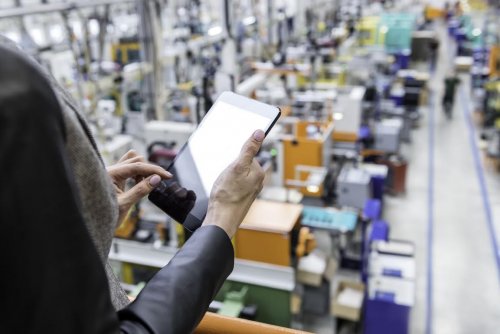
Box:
[238,130,265,166]
[118,150,140,163]
[111,162,172,180]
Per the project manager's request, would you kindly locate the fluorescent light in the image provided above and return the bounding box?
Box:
[30,27,45,45]
[89,19,100,36]
[49,25,64,43]
[71,22,83,39]
[207,26,222,36]
[379,25,389,34]
[472,28,481,37]
[307,185,320,193]
[334,112,344,121]
[243,16,256,26]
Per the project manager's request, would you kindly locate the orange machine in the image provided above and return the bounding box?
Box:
[235,200,303,266]
[332,131,358,142]
[490,45,500,78]
[282,120,334,197]
[115,205,140,239]
[424,6,445,20]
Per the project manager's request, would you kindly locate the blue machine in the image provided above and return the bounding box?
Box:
[363,199,382,221]
[363,240,415,334]
[302,207,358,232]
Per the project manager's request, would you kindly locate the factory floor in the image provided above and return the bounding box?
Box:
[301,21,500,334]
[390,22,500,334]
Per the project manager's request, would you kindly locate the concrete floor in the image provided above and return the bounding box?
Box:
[301,20,500,334]
[386,22,500,334]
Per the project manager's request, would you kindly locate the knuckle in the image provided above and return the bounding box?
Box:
[251,161,264,176]
[248,143,259,155]
[136,182,152,196]
[131,162,141,173]
[232,162,246,174]
[255,167,265,180]
[243,141,258,155]
[119,192,134,206]
[125,150,137,158]
[130,156,142,163]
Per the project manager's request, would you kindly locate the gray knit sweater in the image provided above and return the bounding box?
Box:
[0,35,130,310]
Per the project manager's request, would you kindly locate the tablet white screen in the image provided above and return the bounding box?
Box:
[189,100,271,194]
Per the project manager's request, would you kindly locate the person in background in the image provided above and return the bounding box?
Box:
[443,71,461,119]
[0,35,265,333]
[429,37,440,72]
[444,2,451,20]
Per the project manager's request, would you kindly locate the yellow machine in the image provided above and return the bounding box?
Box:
[315,64,347,88]
[357,16,381,46]
[112,40,141,65]
[469,0,488,11]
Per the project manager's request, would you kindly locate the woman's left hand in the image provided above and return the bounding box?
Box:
[107,150,172,226]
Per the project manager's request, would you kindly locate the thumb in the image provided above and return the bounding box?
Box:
[121,174,162,207]
[238,130,265,166]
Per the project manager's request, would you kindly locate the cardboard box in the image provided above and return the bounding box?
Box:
[324,257,338,281]
[291,293,302,315]
[455,56,473,72]
[331,281,365,321]
[297,251,338,287]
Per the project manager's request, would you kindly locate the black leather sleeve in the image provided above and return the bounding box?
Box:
[0,45,234,334]
[119,225,234,334]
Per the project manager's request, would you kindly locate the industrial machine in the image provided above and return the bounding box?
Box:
[333,86,366,142]
[336,166,372,210]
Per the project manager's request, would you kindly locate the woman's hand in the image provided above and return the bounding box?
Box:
[107,150,172,226]
[203,130,266,238]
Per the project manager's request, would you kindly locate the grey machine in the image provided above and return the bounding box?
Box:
[336,166,372,209]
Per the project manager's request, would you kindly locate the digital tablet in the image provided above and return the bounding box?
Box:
[148,91,281,231]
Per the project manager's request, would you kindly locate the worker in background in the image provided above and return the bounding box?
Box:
[443,71,461,119]
[444,2,451,20]
[429,37,440,72]
[453,1,463,17]
[0,36,265,333]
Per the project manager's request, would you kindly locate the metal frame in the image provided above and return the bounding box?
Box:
[109,238,295,292]
[0,0,135,19]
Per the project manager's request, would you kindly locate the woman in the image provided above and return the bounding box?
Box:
[0,37,265,333]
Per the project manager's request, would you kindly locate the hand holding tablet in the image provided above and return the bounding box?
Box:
[148,92,281,231]
[202,129,267,238]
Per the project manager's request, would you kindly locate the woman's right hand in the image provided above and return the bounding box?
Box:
[202,130,266,238]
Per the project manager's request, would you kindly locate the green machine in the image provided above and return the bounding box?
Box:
[377,13,417,54]
[213,281,292,327]
[217,286,250,318]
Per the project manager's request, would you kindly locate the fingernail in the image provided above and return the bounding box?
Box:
[253,130,265,141]
[149,174,161,187]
